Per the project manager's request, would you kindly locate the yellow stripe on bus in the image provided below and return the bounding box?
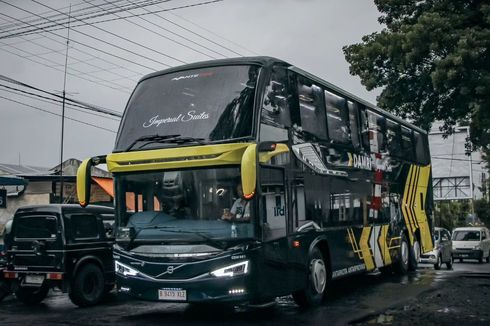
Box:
[360,227,375,271]
[378,225,392,265]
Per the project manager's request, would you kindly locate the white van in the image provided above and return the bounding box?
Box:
[452,227,490,263]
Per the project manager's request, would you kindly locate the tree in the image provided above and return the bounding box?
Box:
[343,0,490,151]
[474,199,490,226]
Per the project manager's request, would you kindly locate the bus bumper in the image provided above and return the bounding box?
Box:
[116,274,251,303]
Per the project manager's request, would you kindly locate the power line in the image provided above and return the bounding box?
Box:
[0,95,117,133]
[0,0,165,38]
[0,13,147,79]
[91,0,224,59]
[0,39,132,92]
[0,74,123,117]
[0,83,121,122]
[0,0,225,40]
[0,11,157,72]
[169,11,260,56]
[32,0,187,66]
[2,2,176,69]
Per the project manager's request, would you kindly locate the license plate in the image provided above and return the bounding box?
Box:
[158,288,187,301]
[25,275,44,284]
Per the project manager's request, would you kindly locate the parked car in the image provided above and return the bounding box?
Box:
[0,219,13,302]
[3,204,115,307]
[452,227,490,263]
[419,227,453,270]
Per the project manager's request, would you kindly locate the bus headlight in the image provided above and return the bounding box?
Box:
[211,261,249,278]
[115,261,139,277]
[474,245,481,250]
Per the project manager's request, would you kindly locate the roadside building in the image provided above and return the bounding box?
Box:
[0,159,113,231]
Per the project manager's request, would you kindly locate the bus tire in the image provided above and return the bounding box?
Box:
[69,263,105,307]
[394,234,409,275]
[408,239,420,271]
[292,247,327,308]
[15,284,49,305]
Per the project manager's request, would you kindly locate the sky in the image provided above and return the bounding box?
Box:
[0,0,382,168]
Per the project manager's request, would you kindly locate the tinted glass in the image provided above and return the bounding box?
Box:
[347,101,361,148]
[260,67,290,141]
[452,230,481,241]
[414,131,430,164]
[386,119,402,156]
[70,214,99,239]
[367,110,385,152]
[15,215,57,239]
[115,65,259,151]
[401,126,414,160]
[325,90,350,144]
[297,77,327,140]
[115,167,256,242]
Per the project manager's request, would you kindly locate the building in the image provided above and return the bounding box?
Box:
[0,159,113,231]
[429,124,486,201]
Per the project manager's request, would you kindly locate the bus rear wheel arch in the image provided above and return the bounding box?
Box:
[292,246,328,308]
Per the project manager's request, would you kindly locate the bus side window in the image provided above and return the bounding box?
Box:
[401,126,415,161]
[386,119,402,156]
[260,66,291,142]
[324,90,350,144]
[296,76,327,141]
[359,107,370,151]
[260,167,286,240]
[414,131,430,165]
[367,110,386,153]
[347,101,361,149]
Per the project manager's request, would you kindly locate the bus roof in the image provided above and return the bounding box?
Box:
[139,56,427,135]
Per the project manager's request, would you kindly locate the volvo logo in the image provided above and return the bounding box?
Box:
[166,266,175,274]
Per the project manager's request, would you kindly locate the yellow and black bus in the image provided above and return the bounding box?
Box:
[77,57,433,307]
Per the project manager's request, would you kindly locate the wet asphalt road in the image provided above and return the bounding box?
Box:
[1,261,489,326]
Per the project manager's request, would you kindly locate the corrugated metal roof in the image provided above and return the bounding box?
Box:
[0,163,49,176]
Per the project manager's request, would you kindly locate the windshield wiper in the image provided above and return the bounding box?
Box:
[125,134,180,151]
[154,136,206,146]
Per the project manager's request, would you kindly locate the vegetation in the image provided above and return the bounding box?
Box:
[343,0,490,156]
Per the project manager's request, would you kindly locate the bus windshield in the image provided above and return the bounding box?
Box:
[114,65,259,152]
[114,167,256,247]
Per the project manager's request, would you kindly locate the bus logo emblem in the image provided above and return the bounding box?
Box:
[166,266,175,274]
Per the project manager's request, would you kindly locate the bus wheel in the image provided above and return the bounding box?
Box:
[394,234,409,275]
[408,239,420,271]
[15,284,49,305]
[69,263,105,307]
[292,247,327,308]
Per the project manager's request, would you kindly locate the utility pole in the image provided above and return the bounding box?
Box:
[59,5,71,203]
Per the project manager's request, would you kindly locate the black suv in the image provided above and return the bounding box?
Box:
[3,204,115,307]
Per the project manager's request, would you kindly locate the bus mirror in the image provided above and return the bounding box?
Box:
[241,144,257,199]
[258,141,277,152]
[76,155,106,207]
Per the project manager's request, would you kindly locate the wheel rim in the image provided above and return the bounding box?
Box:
[311,259,326,294]
[401,241,409,266]
[413,241,420,262]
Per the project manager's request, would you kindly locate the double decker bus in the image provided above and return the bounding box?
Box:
[77,57,433,307]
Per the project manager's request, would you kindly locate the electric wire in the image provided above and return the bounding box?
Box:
[0,0,223,40]
[2,2,178,69]
[0,95,117,133]
[0,0,167,38]
[0,85,121,122]
[90,0,224,59]
[0,40,132,92]
[0,74,123,117]
[0,11,157,72]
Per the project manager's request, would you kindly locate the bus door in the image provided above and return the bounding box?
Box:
[259,166,290,297]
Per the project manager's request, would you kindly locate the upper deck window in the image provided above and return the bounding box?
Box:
[115,65,259,152]
[324,90,350,144]
[297,77,327,140]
